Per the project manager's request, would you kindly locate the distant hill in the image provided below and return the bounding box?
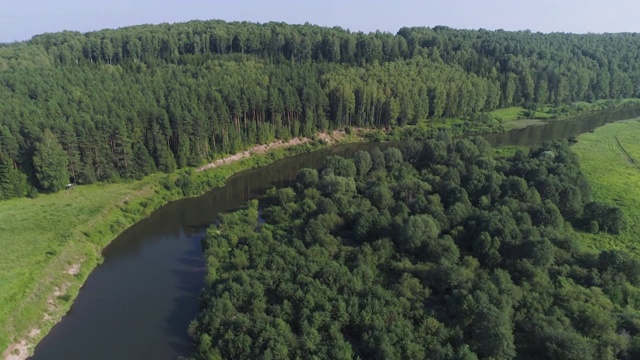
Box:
[1,20,639,198]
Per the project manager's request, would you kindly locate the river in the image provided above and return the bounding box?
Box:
[30,106,640,360]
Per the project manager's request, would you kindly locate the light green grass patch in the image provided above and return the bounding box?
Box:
[491,145,527,158]
[487,106,528,122]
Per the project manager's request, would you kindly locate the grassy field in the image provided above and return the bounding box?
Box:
[572,119,640,255]
[0,139,332,356]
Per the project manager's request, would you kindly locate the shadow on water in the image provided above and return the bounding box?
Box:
[30,106,640,360]
[163,240,206,357]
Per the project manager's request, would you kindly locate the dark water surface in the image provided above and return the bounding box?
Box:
[31,107,640,360]
[481,106,640,147]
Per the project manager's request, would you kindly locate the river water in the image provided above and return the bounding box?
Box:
[30,106,640,360]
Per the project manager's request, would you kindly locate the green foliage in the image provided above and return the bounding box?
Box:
[323,155,356,178]
[399,214,440,252]
[583,201,626,234]
[295,168,319,189]
[0,155,26,200]
[3,21,640,198]
[353,150,372,177]
[194,140,640,359]
[32,129,70,192]
[4,18,640,357]
[131,142,156,179]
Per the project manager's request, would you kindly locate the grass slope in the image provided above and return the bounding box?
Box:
[572,119,640,255]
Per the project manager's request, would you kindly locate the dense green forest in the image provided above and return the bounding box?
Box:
[192,138,637,359]
[2,20,640,199]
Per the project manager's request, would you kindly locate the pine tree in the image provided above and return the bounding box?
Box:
[0,154,12,200]
[131,142,156,179]
[32,129,70,192]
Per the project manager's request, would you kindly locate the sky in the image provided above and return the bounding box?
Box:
[1,0,639,43]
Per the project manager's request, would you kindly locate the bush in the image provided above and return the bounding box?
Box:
[582,201,626,234]
[160,176,175,191]
[27,186,39,199]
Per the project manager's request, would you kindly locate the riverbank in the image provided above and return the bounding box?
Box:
[0,130,357,359]
[495,99,640,131]
[360,99,640,143]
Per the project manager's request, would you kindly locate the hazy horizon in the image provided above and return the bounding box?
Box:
[1,0,639,42]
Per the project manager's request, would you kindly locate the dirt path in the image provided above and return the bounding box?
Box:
[196,130,350,173]
[2,326,41,360]
[196,137,310,172]
[3,340,29,360]
[614,135,640,173]
[3,277,78,360]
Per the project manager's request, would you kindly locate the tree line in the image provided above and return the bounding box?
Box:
[2,20,640,198]
[192,139,634,359]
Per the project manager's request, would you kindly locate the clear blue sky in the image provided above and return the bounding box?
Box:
[1,0,639,43]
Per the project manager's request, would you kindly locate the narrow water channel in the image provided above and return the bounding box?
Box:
[30,106,640,360]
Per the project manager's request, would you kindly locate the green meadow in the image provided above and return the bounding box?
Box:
[572,119,640,255]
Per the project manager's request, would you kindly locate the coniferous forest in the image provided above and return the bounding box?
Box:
[2,20,640,198]
[194,139,635,360]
